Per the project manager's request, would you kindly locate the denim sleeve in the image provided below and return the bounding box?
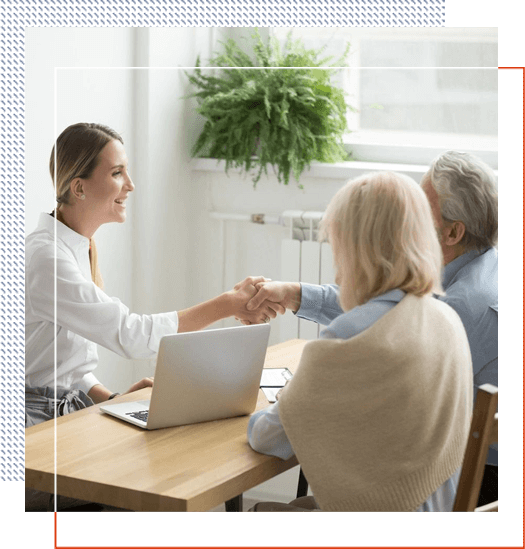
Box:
[247,402,295,460]
[415,467,462,512]
[474,357,498,466]
[296,283,343,326]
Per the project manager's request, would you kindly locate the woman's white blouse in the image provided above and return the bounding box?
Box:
[25,213,179,394]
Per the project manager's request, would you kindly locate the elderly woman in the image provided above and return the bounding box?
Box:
[247,171,473,512]
[26,122,281,427]
[246,151,498,506]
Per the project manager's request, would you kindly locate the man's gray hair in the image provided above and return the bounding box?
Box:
[427,151,498,250]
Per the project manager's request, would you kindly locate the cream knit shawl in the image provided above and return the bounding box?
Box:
[279,294,473,512]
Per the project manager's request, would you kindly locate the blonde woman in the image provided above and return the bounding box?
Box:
[247,172,473,512]
[26,123,282,429]
[26,123,282,511]
[25,123,284,509]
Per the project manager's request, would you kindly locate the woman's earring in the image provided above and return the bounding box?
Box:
[80,194,86,200]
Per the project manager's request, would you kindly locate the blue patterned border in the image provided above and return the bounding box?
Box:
[1,1,444,483]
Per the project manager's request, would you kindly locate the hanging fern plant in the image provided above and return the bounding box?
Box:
[186,30,353,187]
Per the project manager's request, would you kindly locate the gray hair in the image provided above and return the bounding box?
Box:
[426,151,498,250]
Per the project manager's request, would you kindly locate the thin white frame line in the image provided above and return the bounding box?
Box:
[53,66,58,515]
[55,66,499,70]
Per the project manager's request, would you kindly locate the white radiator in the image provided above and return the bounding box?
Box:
[280,215,335,341]
[208,209,336,341]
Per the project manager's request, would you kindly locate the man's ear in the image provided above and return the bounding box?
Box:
[442,220,466,246]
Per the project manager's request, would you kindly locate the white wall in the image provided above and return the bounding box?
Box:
[26,28,137,393]
[25,28,136,234]
[128,28,217,380]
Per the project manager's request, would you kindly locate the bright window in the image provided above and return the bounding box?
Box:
[270,28,498,168]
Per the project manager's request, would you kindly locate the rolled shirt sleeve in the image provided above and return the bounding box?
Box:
[75,372,102,395]
[296,283,343,326]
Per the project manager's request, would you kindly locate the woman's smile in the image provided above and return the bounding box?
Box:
[80,139,135,227]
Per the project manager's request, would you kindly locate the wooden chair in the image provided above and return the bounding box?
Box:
[296,467,309,498]
[296,384,499,511]
[453,383,498,512]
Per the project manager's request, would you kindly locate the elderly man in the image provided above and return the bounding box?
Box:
[244,151,498,506]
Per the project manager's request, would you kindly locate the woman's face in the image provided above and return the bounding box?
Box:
[82,139,134,225]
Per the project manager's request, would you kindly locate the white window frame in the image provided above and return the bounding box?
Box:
[268,27,498,169]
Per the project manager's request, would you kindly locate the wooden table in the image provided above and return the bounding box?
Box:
[25,339,308,512]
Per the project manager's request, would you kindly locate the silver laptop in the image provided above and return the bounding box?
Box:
[100,323,270,430]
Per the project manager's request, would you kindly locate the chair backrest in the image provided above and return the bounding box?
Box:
[453,383,498,512]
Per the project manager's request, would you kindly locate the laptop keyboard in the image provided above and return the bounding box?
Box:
[126,410,149,423]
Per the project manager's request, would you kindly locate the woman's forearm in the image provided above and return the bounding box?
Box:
[177,283,282,333]
[177,293,234,333]
[87,383,113,404]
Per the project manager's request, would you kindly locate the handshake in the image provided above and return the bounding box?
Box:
[227,276,302,325]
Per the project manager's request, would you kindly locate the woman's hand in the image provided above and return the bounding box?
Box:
[275,379,291,401]
[247,281,302,313]
[229,277,286,324]
[124,377,154,395]
[232,278,300,325]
